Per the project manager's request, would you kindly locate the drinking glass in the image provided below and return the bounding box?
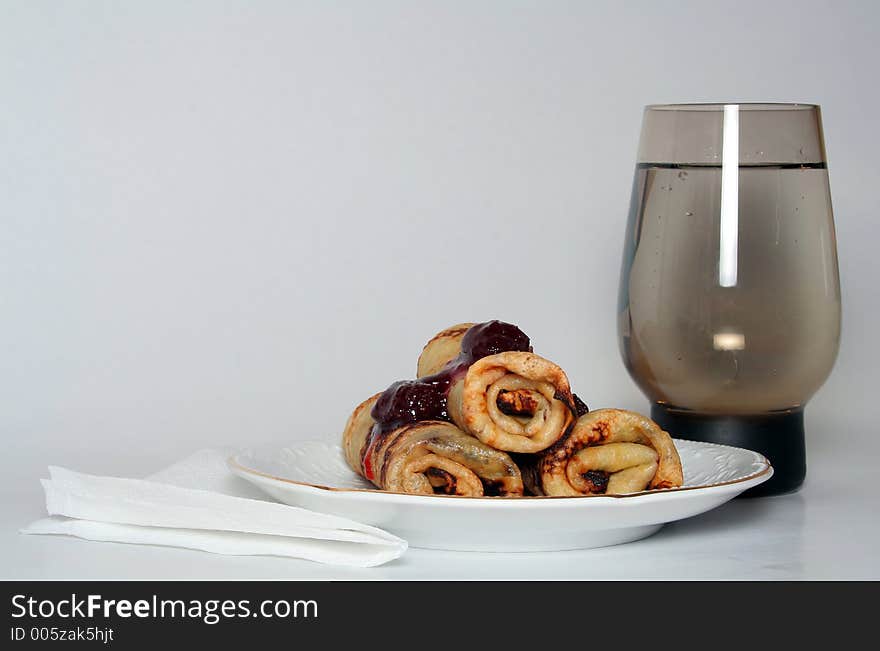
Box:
[618,103,840,496]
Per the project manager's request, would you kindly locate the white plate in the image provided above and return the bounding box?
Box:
[228,439,772,552]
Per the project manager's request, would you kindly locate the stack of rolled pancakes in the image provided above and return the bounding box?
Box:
[342,321,683,497]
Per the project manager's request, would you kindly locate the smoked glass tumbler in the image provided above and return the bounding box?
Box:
[618,103,840,496]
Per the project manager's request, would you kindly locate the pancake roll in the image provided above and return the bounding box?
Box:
[342,394,523,497]
[416,321,576,454]
[526,408,683,496]
[447,351,576,454]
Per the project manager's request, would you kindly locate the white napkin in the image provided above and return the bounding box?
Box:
[21,448,407,568]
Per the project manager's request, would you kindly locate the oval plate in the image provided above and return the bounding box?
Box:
[229,439,772,552]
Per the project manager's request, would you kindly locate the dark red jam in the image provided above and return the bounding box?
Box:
[459,320,532,360]
[371,361,468,429]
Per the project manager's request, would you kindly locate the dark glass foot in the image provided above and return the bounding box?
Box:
[650,405,805,498]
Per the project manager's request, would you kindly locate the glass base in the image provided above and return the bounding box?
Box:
[650,405,805,498]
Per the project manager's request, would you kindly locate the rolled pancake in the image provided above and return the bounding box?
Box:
[527,408,683,495]
[447,351,575,454]
[342,394,523,497]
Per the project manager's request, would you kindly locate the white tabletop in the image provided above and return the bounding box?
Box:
[3,434,877,581]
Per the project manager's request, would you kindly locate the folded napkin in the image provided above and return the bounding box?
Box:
[21,448,407,568]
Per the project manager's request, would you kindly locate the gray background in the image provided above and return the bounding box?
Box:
[2,0,878,496]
